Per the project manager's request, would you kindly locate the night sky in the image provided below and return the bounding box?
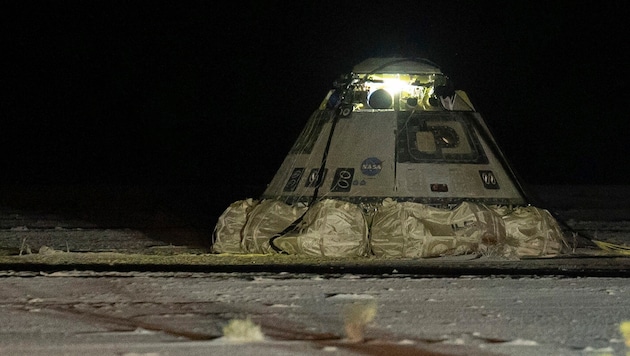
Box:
[4,1,629,199]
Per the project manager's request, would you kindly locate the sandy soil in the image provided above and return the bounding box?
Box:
[0,184,629,267]
[0,184,629,356]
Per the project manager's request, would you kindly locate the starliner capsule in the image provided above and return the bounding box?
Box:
[212,58,567,258]
[261,57,529,207]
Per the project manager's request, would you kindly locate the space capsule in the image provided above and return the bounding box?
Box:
[262,57,529,207]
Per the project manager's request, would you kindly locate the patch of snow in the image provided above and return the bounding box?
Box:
[582,346,615,353]
[443,337,466,345]
[503,338,539,346]
[132,327,156,335]
[268,303,300,308]
[326,293,375,300]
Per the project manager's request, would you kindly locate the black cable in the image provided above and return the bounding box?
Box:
[269,78,355,254]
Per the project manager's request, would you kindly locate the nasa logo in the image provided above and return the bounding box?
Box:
[361,157,382,176]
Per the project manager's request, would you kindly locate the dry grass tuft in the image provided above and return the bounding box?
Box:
[343,300,377,343]
[620,321,630,347]
[222,317,264,342]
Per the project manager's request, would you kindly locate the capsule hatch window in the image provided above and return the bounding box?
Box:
[397,113,489,164]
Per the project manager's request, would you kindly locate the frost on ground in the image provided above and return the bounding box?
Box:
[0,185,628,356]
[1,273,629,356]
[1,184,629,260]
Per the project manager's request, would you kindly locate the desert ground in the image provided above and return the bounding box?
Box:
[0,184,629,355]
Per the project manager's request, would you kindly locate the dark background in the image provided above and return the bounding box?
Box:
[3,1,629,225]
